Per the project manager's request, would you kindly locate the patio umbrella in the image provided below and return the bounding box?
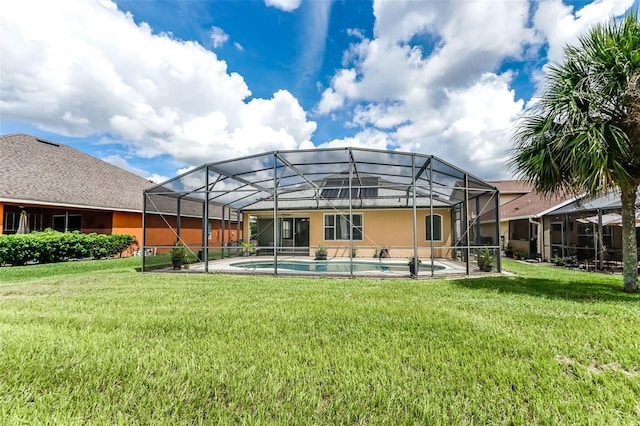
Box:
[16,210,30,234]
[609,211,640,227]
[576,212,623,226]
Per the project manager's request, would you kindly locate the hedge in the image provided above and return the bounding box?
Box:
[0,231,134,266]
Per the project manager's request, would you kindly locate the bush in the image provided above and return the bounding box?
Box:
[0,231,134,266]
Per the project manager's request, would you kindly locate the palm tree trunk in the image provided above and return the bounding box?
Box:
[621,186,638,293]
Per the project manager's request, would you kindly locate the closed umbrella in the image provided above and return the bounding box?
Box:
[609,210,640,227]
[16,210,30,234]
[576,212,622,226]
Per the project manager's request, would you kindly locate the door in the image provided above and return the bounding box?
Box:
[550,221,564,258]
[294,218,310,254]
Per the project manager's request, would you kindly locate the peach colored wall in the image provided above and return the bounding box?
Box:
[111,211,143,252]
[144,215,241,253]
[208,219,241,245]
[0,206,241,252]
[244,208,453,258]
[145,215,205,250]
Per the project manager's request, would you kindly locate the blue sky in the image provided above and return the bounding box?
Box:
[1,0,637,182]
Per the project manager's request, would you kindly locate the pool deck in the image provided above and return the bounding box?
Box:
[184,255,469,278]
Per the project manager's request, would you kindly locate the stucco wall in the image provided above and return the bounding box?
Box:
[144,215,241,253]
[112,211,142,242]
[244,208,453,258]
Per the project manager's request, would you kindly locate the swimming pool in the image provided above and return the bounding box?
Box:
[229,259,445,273]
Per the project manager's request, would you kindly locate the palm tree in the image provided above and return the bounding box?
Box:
[510,11,640,293]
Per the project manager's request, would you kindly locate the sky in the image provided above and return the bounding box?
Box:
[1,0,637,183]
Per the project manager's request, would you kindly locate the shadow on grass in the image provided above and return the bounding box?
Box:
[450,275,638,303]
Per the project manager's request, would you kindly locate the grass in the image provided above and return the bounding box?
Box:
[0,258,639,424]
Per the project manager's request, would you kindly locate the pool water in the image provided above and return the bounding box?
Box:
[229,260,445,273]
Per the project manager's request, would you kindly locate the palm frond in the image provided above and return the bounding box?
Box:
[510,10,640,197]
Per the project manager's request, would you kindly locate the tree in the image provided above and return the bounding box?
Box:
[510,11,640,292]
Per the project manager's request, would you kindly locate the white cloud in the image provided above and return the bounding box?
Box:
[315,0,534,178]
[296,0,333,85]
[397,72,524,177]
[318,0,534,114]
[315,128,393,151]
[347,28,366,40]
[316,0,635,179]
[533,0,630,63]
[146,173,171,184]
[264,0,301,12]
[210,26,229,48]
[103,154,168,182]
[0,0,316,169]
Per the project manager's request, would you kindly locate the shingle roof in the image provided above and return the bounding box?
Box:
[478,188,574,222]
[549,188,640,214]
[498,191,572,220]
[489,180,533,194]
[0,133,154,212]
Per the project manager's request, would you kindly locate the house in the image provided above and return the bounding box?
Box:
[481,179,640,263]
[0,134,239,251]
[544,190,640,263]
[478,181,576,260]
[494,181,576,259]
[144,148,501,274]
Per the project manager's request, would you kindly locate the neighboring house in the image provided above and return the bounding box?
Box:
[0,134,239,250]
[482,179,640,263]
[144,148,501,273]
[480,180,576,259]
[544,190,640,263]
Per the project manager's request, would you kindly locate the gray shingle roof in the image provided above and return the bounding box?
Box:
[0,133,155,212]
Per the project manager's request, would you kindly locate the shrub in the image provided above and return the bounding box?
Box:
[0,231,134,266]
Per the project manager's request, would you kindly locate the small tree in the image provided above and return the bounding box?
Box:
[510,11,640,292]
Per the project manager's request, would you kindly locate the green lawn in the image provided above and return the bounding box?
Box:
[1,259,638,424]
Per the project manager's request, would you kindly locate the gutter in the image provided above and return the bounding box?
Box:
[0,197,142,214]
[0,198,230,221]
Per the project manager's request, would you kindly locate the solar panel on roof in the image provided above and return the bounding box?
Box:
[321,188,339,198]
[361,187,377,198]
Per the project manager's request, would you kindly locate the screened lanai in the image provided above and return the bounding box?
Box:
[142,147,501,277]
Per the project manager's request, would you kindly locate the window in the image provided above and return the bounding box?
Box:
[3,212,18,232]
[281,218,292,239]
[425,214,443,241]
[2,212,44,233]
[324,213,363,241]
[510,219,529,240]
[52,214,82,232]
[30,213,44,232]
